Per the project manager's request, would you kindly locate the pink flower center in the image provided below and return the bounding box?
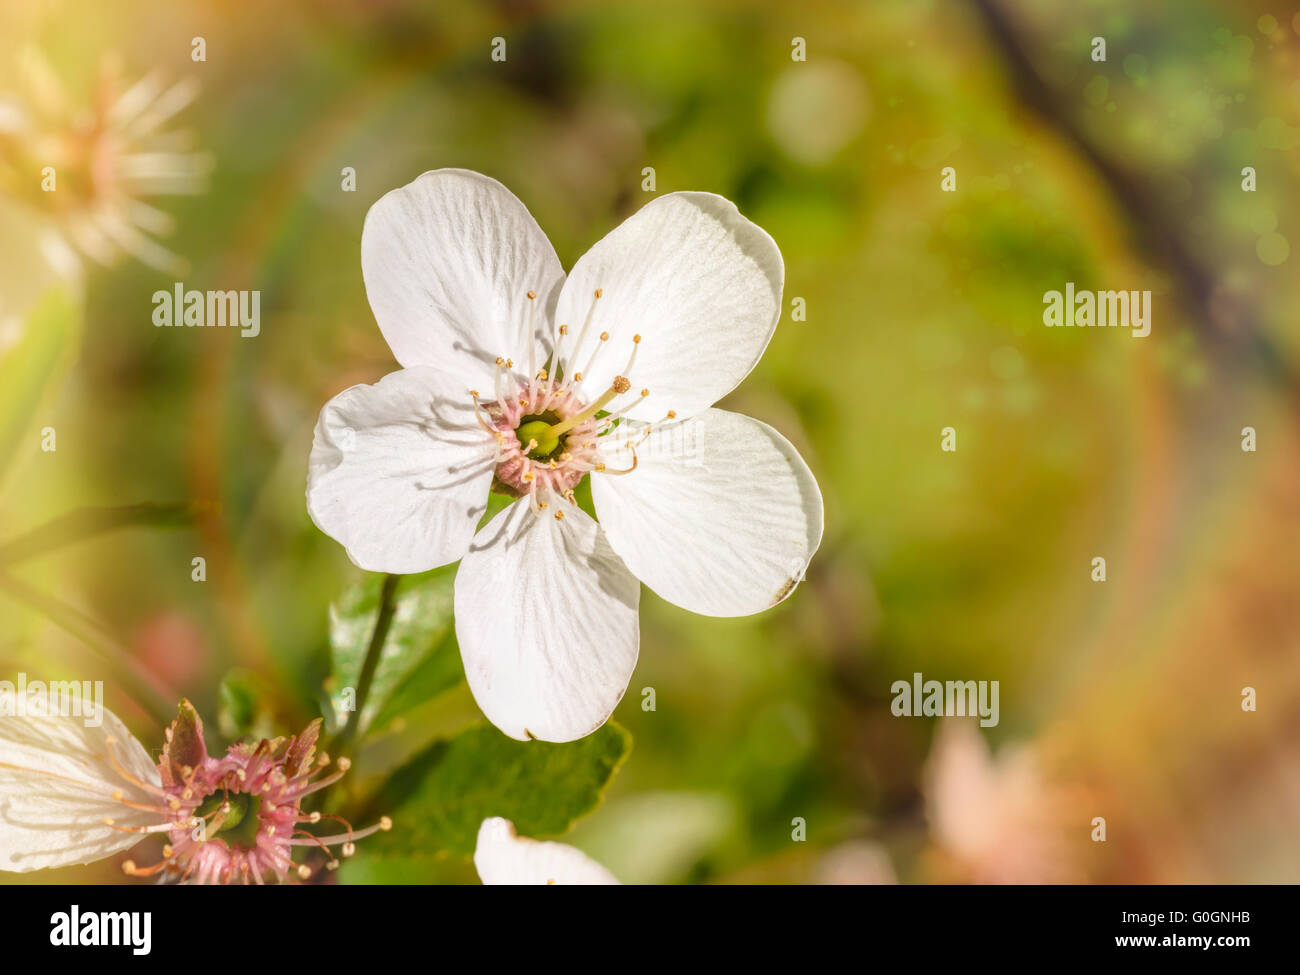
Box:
[470,288,679,520]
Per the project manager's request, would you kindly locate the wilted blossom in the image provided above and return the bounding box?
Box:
[0,695,388,884]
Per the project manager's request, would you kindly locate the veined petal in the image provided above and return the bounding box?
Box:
[554,192,782,422]
[474,817,620,885]
[591,409,823,617]
[454,499,639,743]
[361,169,564,388]
[307,366,496,573]
[0,691,162,872]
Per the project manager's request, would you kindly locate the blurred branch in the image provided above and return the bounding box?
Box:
[967,0,1291,387]
[0,501,207,566]
[0,569,176,725]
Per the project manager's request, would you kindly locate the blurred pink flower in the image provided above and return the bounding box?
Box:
[923,718,1079,884]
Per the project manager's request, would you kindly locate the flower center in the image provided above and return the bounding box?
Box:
[469,288,678,519]
[515,414,563,460]
[195,790,264,848]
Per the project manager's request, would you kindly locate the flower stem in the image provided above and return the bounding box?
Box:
[334,573,401,752]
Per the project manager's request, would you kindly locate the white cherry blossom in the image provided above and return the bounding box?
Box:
[308,169,824,742]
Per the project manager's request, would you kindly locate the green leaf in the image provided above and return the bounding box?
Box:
[327,567,461,735]
[368,722,632,857]
[216,668,279,741]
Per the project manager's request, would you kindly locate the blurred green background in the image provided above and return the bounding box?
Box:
[1,0,1298,883]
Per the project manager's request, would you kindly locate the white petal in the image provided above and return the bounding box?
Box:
[474,817,620,885]
[0,690,162,872]
[591,409,822,617]
[361,169,564,387]
[307,366,496,573]
[454,499,640,743]
[554,192,783,422]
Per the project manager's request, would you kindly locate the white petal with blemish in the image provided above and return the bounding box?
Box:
[591,408,823,617]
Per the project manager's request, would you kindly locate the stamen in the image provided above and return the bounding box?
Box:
[103,818,183,835]
[545,376,631,439]
[596,446,639,475]
[103,738,168,796]
[619,333,642,376]
[567,289,602,375]
[551,322,570,373]
[287,818,392,846]
[525,290,537,397]
[578,330,611,382]
[122,859,170,878]
[596,387,651,429]
[470,392,499,435]
[627,408,680,448]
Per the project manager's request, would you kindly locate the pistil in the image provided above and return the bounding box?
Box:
[516,376,631,456]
